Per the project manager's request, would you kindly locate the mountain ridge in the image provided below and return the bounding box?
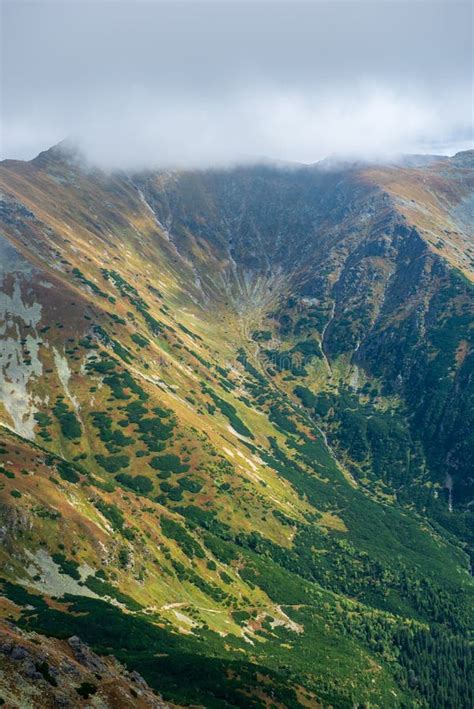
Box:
[0,143,472,707]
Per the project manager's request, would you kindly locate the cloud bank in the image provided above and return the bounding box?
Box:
[1,1,473,169]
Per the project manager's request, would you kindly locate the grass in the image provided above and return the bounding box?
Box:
[0,156,472,707]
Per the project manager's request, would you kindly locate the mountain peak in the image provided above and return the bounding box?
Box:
[451,148,474,165]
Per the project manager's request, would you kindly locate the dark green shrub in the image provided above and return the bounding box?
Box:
[57,460,80,483]
[95,454,130,473]
[150,454,188,473]
[76,682,97,699]
[51,553,81,580]
[161,517,205,559]
[53,398,82,439]
[115,473,153,494]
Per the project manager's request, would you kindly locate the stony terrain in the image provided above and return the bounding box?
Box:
[0,617,169,708]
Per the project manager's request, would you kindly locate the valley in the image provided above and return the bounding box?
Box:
[0,145,472,708]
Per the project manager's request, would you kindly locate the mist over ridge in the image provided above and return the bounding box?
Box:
[2,0,472,169]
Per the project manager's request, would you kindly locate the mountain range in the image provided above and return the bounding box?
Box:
[0,144,472,708]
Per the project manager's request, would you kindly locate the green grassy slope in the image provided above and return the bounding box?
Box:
[0,146,472,707]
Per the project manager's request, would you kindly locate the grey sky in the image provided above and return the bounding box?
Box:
[1,0,472,168]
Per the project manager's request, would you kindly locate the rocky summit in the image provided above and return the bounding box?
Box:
[0,145,472,708]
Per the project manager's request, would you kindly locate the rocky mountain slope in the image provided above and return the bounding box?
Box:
[0,144,472,707]
[0,618,168,708]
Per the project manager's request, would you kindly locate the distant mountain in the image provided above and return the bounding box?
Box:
[0,144,472,707]
[314,152,448,170]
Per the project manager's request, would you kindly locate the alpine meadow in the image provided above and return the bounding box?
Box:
[0,1,472,707]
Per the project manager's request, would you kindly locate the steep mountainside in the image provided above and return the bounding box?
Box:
[0,145,472,708]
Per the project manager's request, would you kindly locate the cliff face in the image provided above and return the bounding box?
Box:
[354,232,473,505]
[0,146,472,707]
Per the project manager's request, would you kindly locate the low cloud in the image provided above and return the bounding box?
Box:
[1,1,472,168]
[4,82,471,170]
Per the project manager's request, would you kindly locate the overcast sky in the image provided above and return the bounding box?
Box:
[1,0,472,168]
